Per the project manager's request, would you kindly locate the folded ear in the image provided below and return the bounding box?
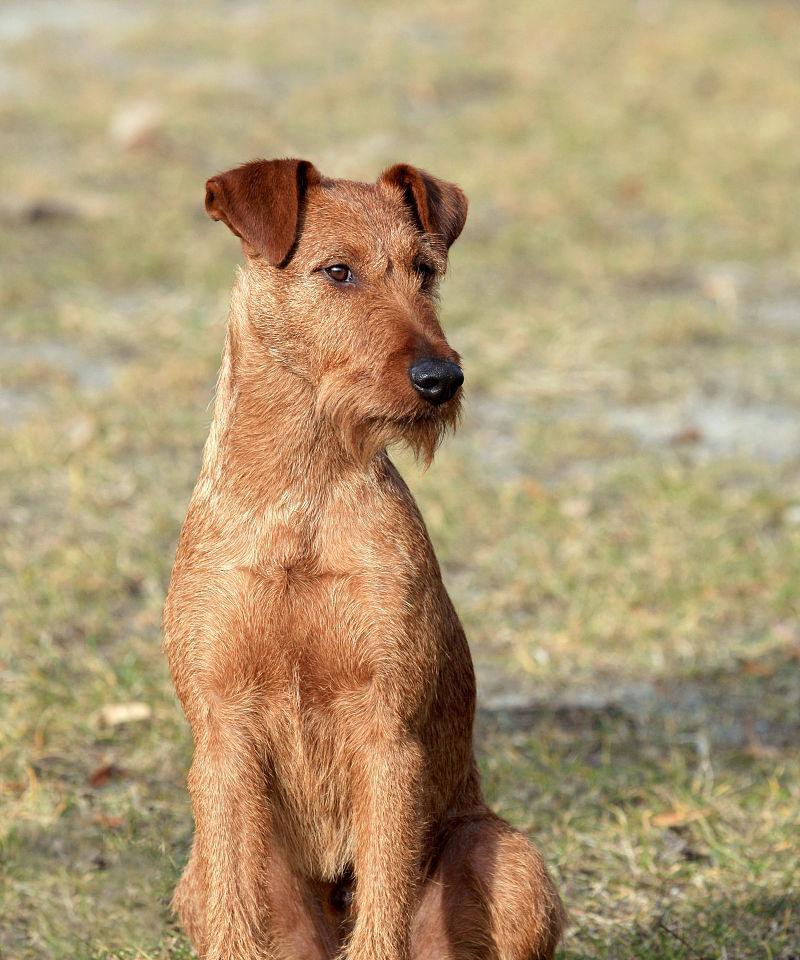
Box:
[205,158,321,265]
[380,164,468,252]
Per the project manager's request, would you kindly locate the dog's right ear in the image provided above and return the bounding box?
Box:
[205,158,320,266]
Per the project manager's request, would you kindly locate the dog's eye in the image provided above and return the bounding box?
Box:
[324,264,354,285]
[414,261,436,288]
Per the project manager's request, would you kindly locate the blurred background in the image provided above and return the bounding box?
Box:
[1,1,799,957]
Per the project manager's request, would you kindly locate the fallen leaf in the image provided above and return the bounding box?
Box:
[669,426,703,446]
[88,763,127,788]
[743,742,780,761]
[1,780,27,797]
[66,415,97,453]
[109,101,163,150]
[782,505,800,526]
[617,175,643,203]
[559,497,591,519]
[740,658,774,677]
[92,812,125,829]
[702,268,741,311]
[96,702,152,727]
[521,478,550,501]
[650,806,711,828]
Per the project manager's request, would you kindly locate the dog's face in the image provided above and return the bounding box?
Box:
[205,159,468,462]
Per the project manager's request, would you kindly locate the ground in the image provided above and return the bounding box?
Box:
[1,1,799,957]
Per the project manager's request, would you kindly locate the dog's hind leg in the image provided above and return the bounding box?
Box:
[172,835,207,953]
[411,812,565,960]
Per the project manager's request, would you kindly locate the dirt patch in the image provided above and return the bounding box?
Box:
[478,647,800,752]
[607,395,800,463]
[756,297,800,331]
[0,1,145,42]
[0,388,43,427]
[1,338,120,391]
[0,337,123,426]
[464,394,528,481]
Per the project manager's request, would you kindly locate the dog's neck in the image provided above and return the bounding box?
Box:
[196,271,373,522]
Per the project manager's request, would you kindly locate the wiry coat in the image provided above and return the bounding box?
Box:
[163,159,565,960]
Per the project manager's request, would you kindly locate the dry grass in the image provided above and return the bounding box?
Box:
[1,1,799,956]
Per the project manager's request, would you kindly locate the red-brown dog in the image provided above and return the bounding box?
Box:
[163,158,565,960]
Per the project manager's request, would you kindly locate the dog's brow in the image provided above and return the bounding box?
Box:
[316,243,363,265]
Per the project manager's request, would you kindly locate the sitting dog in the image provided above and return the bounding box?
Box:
[163,158,565,960]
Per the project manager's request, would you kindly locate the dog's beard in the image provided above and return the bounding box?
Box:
[394,403,461,467]
[316,375,461,468]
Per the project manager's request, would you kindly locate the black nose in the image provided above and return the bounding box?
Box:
[409,359,464,406]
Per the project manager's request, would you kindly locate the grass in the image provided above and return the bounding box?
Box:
[1,0,799,956]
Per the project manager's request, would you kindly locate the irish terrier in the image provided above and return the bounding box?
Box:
[163,158,565,960]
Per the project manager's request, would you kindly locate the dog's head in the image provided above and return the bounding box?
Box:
[205,158,468,464]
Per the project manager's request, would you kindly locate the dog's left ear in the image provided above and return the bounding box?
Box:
[380,164,468,252]
[205,158,321,265]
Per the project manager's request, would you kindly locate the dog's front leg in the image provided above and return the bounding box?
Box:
[346,720,425,960]
[186,724,275,960]
[187,718,333,960]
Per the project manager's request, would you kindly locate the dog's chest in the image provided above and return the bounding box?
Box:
[265,684,356,878]
[239,529,441,874]
[246,541,420,691]
[247,501,432,659]
[247,562,381,877]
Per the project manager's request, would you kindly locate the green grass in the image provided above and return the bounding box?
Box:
[1,0,799,956]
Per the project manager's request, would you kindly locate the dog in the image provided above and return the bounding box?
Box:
[163,158,565,960]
